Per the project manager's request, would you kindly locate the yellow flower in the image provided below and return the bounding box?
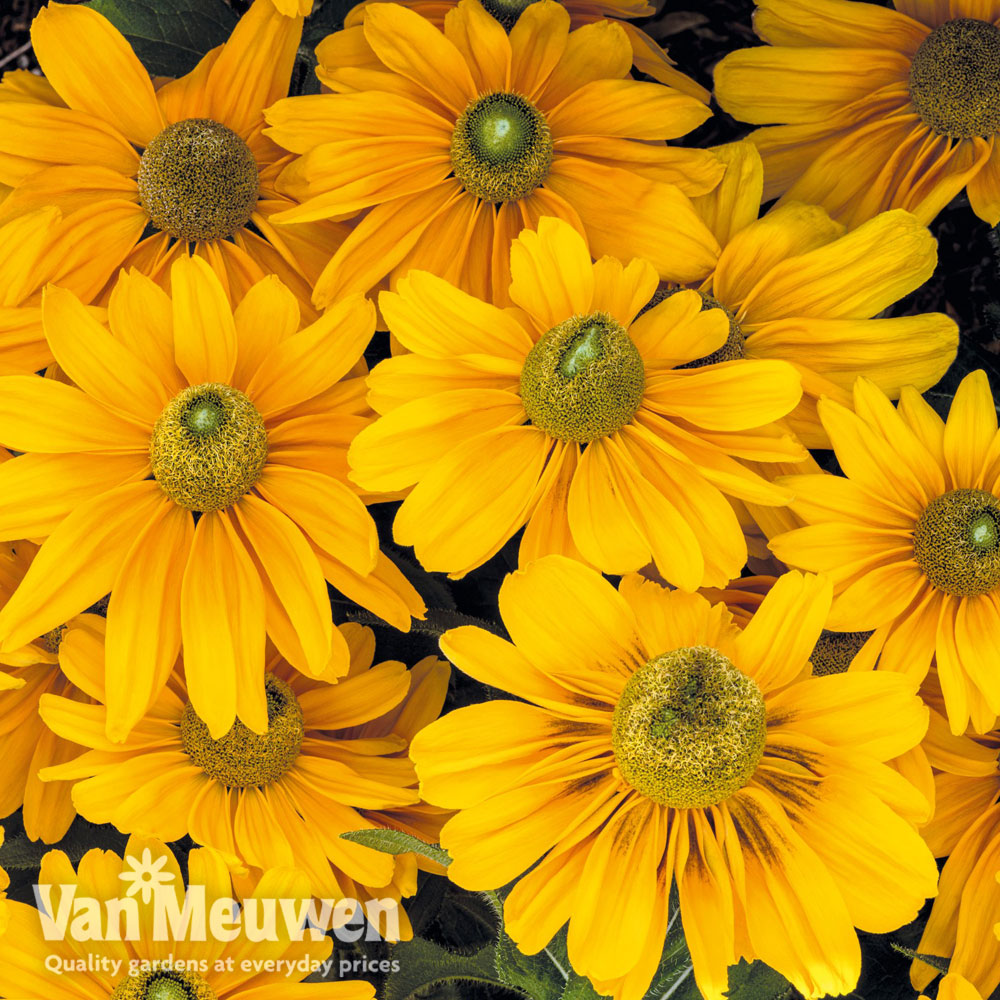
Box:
[0,0,346,340]
[349,216,805,586]
[410,555,938,1000]
[689,141,958,449]
[0,528,103,844]
[910,689,1000,999]
[37,622,449,938]
[0,835,375,1000]
[264,0,723,306]
[714,0,1000,226]
[770,371,1000,735]
[327,0,709,99]
[0,257,424,742]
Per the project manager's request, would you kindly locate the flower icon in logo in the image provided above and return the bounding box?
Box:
[118,848,175,903]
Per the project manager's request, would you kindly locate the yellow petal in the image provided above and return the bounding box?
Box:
[0,482,166,652]
[30,2,165,146]
[234,495,333,677]
[509,216,595,330]
[41,285,169,427]
[180,511,265,738]
[734,570,832,690]
[170,255,238,386]
[105,504,193,742]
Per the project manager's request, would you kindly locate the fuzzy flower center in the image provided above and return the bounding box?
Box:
[809,629,873,676]
[913,488,1000,596]
[611,646,767,809]
[137,118,259,241]
[644,288,745,368]
[111,971,217,1000]
[180,675,305,789]
[450,92,552,202]
[908,18,1000,138]
[150,383,268,513]
[520,312,645,442]
[479,0,534,29]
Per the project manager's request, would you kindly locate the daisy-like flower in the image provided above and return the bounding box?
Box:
[0,530,101,844]
[770,371,1000,735]
[37,624,450,938]
[349,217,805,586]
[0,0,347,321]
[908,693,1000,998]
[263,0,723,306]
[0,835,374,1000]
[713,0,1000,226]
[686,141,957,449]
[327,0,709,100]
[0,257,425,742]
[410,556,937,1000]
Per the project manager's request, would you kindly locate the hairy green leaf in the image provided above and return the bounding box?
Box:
[383,936,509,1000]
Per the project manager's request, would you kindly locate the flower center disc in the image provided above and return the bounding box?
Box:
[611,646,766,809]
[150,383,268,513]
[909,18,1000,138]
[451,92,553,202]
[520,312,645,442]
[809,629,873,676]
[913,488,1000,596]
[111,971,217,1000]
[479,0,534,29]
[180,675,305,789]
[138,118,260,241]
[644,288,745,368]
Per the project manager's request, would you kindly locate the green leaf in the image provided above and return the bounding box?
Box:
[0,817,127,871]
[85,0,237,77]
[383,936,509,1000]
[559,976,608,1000]
[495,932,566,1000]
[340,828,452,867]
[723,960,796,1000]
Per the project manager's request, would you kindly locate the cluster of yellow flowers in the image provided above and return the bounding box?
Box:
[0,0,998,999]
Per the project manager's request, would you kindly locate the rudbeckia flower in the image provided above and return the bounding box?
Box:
[910,695,1000,999]
[687,142,957,449]
[410,556,938,1000]
[349,217,805,587]
[264,0,723,306]
[0,258,424,742]
[327,0,709,100]
[0,530,100,844]
[0,0,346,317]
[770,372,1000,735]
[0,835,375,1000]
[714,0,1000,226]
[37,623,449,937]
